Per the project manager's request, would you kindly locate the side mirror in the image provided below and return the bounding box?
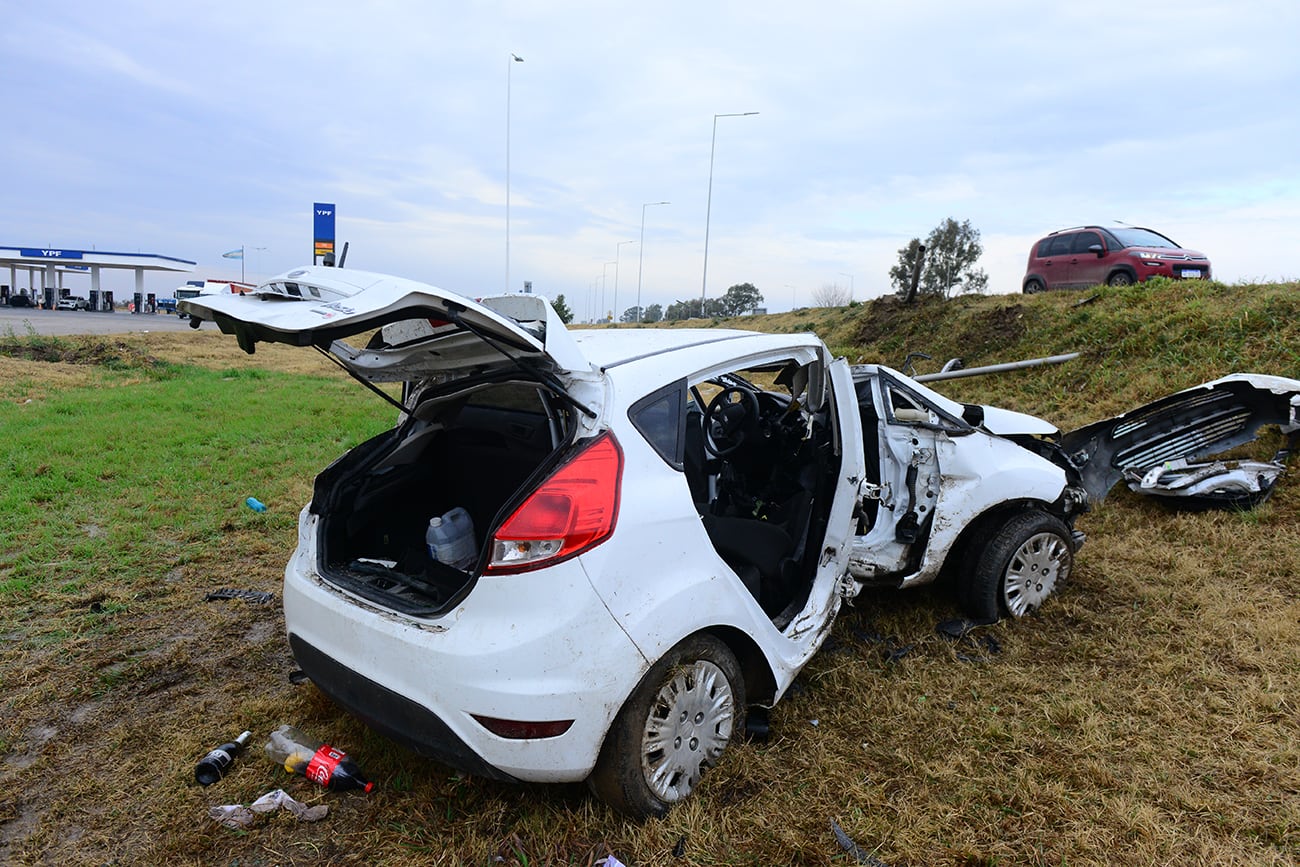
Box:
[1089,244,1104,257]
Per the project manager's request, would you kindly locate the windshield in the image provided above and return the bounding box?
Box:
[1110,227,1179,249]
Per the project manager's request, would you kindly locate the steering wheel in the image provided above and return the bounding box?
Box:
[704,387,760,456]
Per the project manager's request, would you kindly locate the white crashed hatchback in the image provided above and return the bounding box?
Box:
[187,267,1297,817]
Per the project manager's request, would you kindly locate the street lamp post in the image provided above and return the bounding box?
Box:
[602,261,616,322]
[701,111,758,311]
[506,52,524,293]
[636,201,669,323]
[613,240,635,323]
[839,272,855,302]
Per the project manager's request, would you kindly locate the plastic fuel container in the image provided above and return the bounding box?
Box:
[426,507,476,570]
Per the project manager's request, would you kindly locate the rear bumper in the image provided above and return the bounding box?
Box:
[289,634,520,782]
[282,519,651,783]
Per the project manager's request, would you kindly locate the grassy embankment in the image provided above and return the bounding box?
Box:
[0,278,1296,866]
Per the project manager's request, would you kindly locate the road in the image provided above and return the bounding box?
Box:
[0,307,219,336]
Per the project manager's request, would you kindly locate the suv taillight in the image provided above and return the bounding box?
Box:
[486,432,622,574]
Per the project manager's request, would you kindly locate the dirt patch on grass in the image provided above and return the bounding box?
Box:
[0,337,165,368]
[136,331,342,376]
[854,295,916,346]
[950,302,1029,357]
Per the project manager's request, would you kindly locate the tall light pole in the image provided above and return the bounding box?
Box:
[506,52,524,292]
[839,272,855,302]
[613,240,635,323]
[602,261,616,322]
[636,201,669,323]
[701,111,758,311]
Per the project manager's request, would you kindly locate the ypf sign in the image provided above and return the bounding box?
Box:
[20,248,84,260]
[313,203,336,264]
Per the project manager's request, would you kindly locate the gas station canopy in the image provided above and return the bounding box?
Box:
[0,245,196,309]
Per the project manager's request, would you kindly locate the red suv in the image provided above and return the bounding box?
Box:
[1023,226,1211,293]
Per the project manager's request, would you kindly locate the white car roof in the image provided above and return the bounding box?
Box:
[571,328,824,372]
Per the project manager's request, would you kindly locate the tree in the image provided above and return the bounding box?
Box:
[621,306,642,323]
[550,294,574,324]
[664,299,701,321]
[811,282,850,308]
[889,218,988,299]
[642,303,663,324]
[717,283,763,317]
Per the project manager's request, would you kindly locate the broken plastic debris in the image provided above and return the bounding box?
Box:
[830,819,892,866]
[209,788,328,829]
[596,857,628,867]
[1124,457,1285,510]
[245,497,267,512]
[205,588,274,604]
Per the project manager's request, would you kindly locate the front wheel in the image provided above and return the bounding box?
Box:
[588,634,745,818]
[1023,278,1045,294]
[961,511,1074,620]
[1106,271,1134,287]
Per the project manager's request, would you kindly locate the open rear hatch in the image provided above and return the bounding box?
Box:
[183,267,598,616]
[179,266,592,382]
[1062,374,1300,504]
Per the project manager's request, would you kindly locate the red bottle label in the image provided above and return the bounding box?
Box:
[305,745,345,786]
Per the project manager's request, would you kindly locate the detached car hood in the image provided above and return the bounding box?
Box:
[179,267,592,381]
[1062,373,1300,503]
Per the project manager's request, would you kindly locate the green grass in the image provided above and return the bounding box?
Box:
[0,365,385,611]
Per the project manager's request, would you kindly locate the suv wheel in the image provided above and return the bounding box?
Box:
[961,511,1073,620]
[588,634,744,818]
[1106,271,1134,287]
[1023,278,1045,294]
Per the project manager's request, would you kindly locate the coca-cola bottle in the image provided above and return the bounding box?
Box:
[264,724,375,793]
[195,730,252,786]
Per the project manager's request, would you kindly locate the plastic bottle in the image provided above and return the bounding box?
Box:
[245,497,267,512]
[264,724,374,793]
[195,730,251,786]
[426,507,476,570]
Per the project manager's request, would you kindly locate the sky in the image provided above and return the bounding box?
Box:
[4,1,1299,321]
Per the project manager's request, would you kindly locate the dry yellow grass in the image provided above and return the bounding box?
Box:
[1,282,1297,865]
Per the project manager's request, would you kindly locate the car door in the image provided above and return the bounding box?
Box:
[782,356,865,643]
[1039,233,1076,289]
[847,369,945,583]
[1066,230,1107,287]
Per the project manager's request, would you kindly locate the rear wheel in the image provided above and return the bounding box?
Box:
[1023,278,1045,294]
[588,634,744,818]
[1106,271,1134,287]
[961,511,1073,620]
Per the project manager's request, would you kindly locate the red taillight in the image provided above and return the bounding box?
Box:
[486,432,622,574]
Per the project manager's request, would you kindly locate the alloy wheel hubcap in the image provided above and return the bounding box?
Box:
[1002,531,1071,617]
[640,660,734,802]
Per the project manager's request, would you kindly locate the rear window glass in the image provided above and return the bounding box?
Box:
[464,383,545,412]
[1047,235,1074,256]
